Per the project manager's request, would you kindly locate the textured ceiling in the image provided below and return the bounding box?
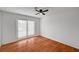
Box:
[0,7,79,18]
[0,7,50,18]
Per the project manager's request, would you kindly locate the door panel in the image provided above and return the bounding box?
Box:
[18,20,27,38]
[28,21,35,36]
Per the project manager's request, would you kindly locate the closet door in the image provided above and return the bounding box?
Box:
[17,20,27,38]
[28,21,35,36]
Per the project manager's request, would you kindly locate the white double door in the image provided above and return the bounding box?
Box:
[17,20,35,38]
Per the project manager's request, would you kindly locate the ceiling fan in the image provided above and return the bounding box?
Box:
[35,7,48,15]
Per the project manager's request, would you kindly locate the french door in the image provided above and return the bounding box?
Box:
[17,20,35,39]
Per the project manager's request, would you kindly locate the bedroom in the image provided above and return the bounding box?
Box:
[0,7,79,52]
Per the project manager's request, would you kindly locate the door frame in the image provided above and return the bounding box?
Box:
[16,19,36,39]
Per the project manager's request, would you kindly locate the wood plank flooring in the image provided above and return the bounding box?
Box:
[0,36,79,52]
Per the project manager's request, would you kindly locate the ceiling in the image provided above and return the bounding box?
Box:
[0,7,50,18]
[0,7,79,18]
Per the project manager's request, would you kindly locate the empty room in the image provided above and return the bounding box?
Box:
[0,7,79,52]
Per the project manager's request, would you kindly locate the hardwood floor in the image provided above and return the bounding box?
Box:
[0,36,79,52]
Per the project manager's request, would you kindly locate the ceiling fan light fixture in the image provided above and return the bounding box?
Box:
[34,7,48,15]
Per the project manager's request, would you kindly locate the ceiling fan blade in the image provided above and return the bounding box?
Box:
[35,13,40,15]
[42,12,45,15]
[43,9,48,12]
[35,7,40,12]
[36,9,39,12]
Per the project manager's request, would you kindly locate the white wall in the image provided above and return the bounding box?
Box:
[1,11,40,45]
[2,11,17,45]
[0,11,2,46]
[41,7,79,49]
